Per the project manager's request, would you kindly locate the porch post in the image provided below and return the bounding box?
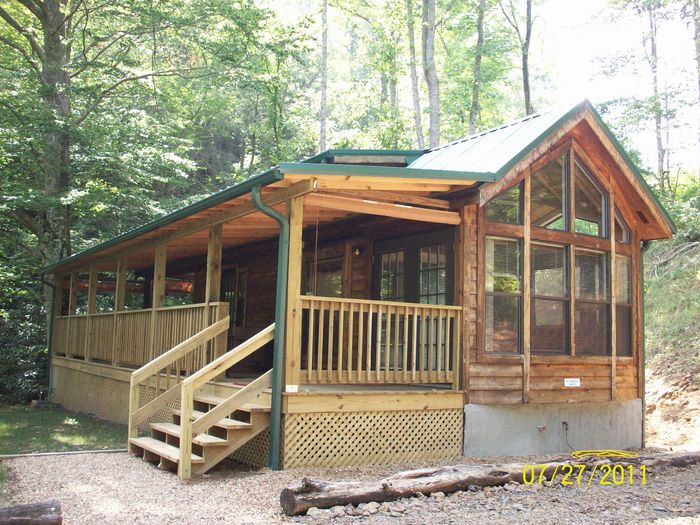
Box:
[284,196,303,391]
[67,271,79,359]
[85,265,98,361]
[112,256,127,366]
[148,244,167,361]
[205,224,225,367]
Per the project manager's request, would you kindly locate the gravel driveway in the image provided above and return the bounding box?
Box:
[1,451,699,524]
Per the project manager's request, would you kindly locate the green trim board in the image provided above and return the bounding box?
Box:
[42,169,282,273]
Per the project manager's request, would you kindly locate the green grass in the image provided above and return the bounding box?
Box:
[0,405,127,455]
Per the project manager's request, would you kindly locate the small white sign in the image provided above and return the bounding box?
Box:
[564,378,581,388]
[285,384,299,393]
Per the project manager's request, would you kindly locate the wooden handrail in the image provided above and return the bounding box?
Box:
[300,295,462,311]
[191,370,272,435]
[183,323,274,391]
[131,317,229,385]
[178,323,275,479]
[127,315,229,444]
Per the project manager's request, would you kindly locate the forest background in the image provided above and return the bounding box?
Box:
[0,0,698,403]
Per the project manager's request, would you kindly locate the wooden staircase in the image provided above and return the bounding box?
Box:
[127,319,275,479]
[129,392,270,477]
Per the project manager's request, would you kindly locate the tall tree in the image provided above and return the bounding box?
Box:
[422,0,440,147]
[469,0,487,134]
[406,0,424,148]
[500,0,534,115]
[320,0,329,151]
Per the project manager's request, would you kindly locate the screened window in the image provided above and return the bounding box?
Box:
[419,244,447,304]
[575,249,609,355]
[484,183,522,224]
[305,257,343,297]
[531,244,568,354]
[379,250,405,301]
[574,161,606,236]
[615,255,632,357]
[485,237,521,354]
[531,155,566,230]
[614,210,631,243]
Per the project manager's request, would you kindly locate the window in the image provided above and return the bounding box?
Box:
[614,210,631,243]
[485,237,521,354]
[615,255,632,357]
[419,244,447,305]
[305,257,344,297]
[379,251,404,301]
[531,244,568,354]
[574,161,606,236]
[484,183,522,224]
[531,155,566,230]
[575,249,609,355]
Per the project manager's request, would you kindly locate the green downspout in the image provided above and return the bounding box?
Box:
[640,240,651,448]
[251,186,288,470]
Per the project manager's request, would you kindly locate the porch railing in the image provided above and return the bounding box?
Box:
[300,296,461,386]
[52,302,229,369]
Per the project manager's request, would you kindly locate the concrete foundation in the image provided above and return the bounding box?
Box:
[463,400,642,456]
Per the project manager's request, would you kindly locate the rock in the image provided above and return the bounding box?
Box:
[364,501,380,514]
[306,507,325,517]
[468,484,479,492]
[379,502,391,513]
[389,502,406,513]
[330,505,346,517]
[431,491,446,501]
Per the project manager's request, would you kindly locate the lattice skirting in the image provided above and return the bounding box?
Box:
[51,362,130,424]
[281,409,463,469]
[230,429,269,468]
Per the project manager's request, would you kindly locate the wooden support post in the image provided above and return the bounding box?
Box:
[458,206,470,394]
[127,379,140,443]
[67,271,79,358]
[609,193,617,400]
[148,244,167,361]
[85,266,98,361]
[569,154,577,358]
[205,224,224,373]
[52,275,64,356]
[112,257,127,366]
[522,174,531,404]
[178,383,194,480]
[633,231,643,399]
[285,197,304,391]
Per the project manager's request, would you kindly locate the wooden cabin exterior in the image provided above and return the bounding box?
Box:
[45,100,674,479]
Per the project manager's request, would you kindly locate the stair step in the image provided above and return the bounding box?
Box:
[129,437,204,464]
[172,409,252,430]
[150,422,229,447]
[193,393,270,412]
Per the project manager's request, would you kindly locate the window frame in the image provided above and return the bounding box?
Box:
[479,141,637,363]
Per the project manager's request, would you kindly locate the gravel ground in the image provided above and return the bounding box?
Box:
[1,451,699,524]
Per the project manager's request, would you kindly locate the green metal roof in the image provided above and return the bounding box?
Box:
[409,99,675,233]
[43,168,282,273]
[300,148,425,164]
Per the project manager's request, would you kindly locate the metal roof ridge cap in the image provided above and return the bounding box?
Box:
[278,162,494,180]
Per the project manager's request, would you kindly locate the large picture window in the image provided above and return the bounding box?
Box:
[485,237,521,354]
[575,249,609,356]
[531,244,568,354]
[482,144,633,361]
[531,154,566,230]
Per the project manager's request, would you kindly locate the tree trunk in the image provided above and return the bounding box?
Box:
[522,0,533,115]
[280,452,700,515]
[469,0,486,134]
[646,3,667,194]
[421,0,440,147]
[0,500,62,524]
[319,0,328,151]
[694,0,700,182]
[406,0,424,148]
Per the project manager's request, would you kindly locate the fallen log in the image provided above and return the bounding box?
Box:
[280,451,700,516]
[0,500,62,525]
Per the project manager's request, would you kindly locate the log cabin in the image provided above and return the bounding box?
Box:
[44,100,674,479]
